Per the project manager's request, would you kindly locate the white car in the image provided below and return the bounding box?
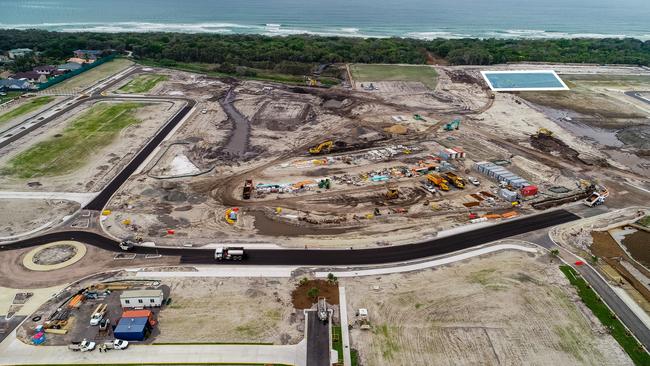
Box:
[89,312,104,326]
[113,339,129,350]
[80,339,96,352]
[468,176,480,186]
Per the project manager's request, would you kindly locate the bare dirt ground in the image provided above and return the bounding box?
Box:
[103,63,650,248]
[0,95,65,131]
[343,249,633,366]
[0,199,78,238]
[0,100,183,192]
[119,276,305,345]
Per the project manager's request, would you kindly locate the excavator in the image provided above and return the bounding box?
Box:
[309,140,347,155]
[443,118,461,131]
[426,173,450,191]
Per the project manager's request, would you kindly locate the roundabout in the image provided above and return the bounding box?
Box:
[22,241,87,271]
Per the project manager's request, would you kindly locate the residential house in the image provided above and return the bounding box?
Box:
[0,79,33,91]
[57,62,83,71]
[73,49,103,61]
[11,71,47,84]
[8,48,33,59]
[33,65,58,76]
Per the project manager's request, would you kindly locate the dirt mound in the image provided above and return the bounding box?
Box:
[530,134,581,161]
[291,279,339,309]
[616,125,650,150]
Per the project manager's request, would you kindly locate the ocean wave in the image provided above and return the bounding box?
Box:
[0,22,648,40]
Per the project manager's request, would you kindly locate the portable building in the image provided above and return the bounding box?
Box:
[114,317,148,341]
[122,309,157,326]
[499,188,519,202]
[120,289,164,309]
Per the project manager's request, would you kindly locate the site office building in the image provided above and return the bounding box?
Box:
[120,289,164,309]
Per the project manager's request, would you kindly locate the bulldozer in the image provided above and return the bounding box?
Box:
[443,118,461,131]
[536,128,554,137]
[385,184,399,200]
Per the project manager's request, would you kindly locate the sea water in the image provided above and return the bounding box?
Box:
[0,0,649,39]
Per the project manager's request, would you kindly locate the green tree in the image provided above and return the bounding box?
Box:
[307,287,319,300]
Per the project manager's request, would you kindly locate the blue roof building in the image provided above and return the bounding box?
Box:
[114,317,149,341]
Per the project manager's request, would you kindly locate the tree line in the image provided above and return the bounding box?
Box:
[2,29,650,70]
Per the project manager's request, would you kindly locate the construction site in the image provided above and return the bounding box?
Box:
[88,62,650,248]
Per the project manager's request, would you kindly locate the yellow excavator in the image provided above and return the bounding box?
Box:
[386,184,400,200]
[309,140,334,155]
[536,128,554,137]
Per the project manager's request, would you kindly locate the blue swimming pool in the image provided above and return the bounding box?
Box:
[481,71,568,91]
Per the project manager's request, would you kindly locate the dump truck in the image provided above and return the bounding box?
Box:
[385,184,399,199]
[242,179,254,199]
[426,174,450,191]
[445,172,465,189]
[584,186,609,207]
[214,246,245,261]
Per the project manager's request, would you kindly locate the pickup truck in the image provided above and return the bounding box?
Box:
[68,339,96,352]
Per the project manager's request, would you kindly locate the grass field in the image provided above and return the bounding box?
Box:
[119,74,169,93]
[0,91,22,104]
[560,265,650,366]
[349,64,438,89]
[2,102,144,178]
[0,96,54,124]
[49,58,133,91]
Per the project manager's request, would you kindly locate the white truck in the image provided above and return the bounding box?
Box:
[68,339,96,352]
[584,186,609,207]
[89,304,107,326]
[214,246,245,260]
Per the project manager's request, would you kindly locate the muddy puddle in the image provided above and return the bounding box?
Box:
[251,211,352,237]
[603,149,650,176]
[620,228,650,268]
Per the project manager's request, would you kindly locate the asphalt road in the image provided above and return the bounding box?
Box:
[305,311,330,366]
[625,91,650,105]
[1,209,580,266]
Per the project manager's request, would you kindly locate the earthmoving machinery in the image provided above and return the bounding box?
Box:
[413,114,426,121]
[318,178,331,189]
[309,140,348,155]
[443,118,461,131]
[426,173,450,191]
[119,240,135,251]
[214,246,245,261]
[445,172,465,189]
[243,179,254,199]
[385,184,400,200]
[536,128,554,137]
[584,185,609,207]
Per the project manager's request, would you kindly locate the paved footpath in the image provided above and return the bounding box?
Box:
[0,329,306,366]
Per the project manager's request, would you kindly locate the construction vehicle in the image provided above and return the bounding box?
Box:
[318,179,331,189]
[443,118,461,131]
[357,308,371,330]
[119,240,135,251]
[89,304,107,326]
[309,140,348,155]
[426,173,450,191]
[584,186,609,207]
[413,114,426,121]
[214,246,245,261]
[317,297,328,322]
[68,339,96,352]
[242,179,254,199]
[536,128,553,137]
[385,184,400,200]
[445,172,465,189]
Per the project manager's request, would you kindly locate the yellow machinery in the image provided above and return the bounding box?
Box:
[385,184,399,200]
[309,140,333,155]
[426,174,450,191]
[537,128,553,137]
[444,172,465,189]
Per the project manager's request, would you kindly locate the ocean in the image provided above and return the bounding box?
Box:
[1,0,649,40]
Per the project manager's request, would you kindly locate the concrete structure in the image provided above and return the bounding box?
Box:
[8,48,33,59]
[57,62,83,71]
[120,289,164,308]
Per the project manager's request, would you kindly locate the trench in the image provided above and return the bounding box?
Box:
[219,87,250,157]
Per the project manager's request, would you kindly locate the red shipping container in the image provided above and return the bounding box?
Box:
[521,185,538,196]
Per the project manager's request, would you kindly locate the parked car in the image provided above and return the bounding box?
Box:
[69,339,96,352]
[468,176,480,186]
[113,339,129,350]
